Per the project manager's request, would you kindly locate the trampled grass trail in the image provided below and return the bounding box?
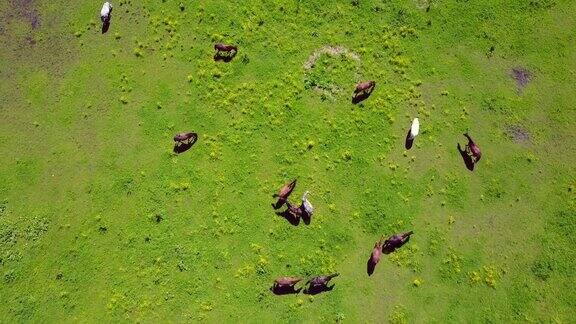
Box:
[0,0,574,322]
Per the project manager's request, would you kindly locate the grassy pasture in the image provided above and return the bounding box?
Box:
[0,0,575,322]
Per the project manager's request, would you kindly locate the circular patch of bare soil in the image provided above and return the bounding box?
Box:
[303,46,362,99]
[303,45,360,70]
[413,0,432,10]
[507,125,530,143]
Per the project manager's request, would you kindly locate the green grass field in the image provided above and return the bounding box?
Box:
[1,0,575,322]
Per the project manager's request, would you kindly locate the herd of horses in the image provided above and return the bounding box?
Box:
[270,178,417,293]
[99,1,483,296]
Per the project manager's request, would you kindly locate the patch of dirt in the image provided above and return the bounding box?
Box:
[311,84,342,100]
[303,45,360,70]
[507,125,530,143]
[511,67,531,90]
[303,45,362,100]
[11,0,41,29]
[413,0,432,10]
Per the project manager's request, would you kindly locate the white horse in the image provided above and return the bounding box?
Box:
[301,191,314,216]
[100,2,113,23]
[408,118,419,140]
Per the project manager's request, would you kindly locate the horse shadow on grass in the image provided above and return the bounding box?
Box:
[275,209,300,226]
[457,143,475,171]
[173,136,198,154]
[404,128,414,150]
[351,91,373,104]
[214,52,237,63]
[271,198,285,210]
[382,236,411,255]
[302,213,311,226]
[366,258,376,276]
[173,142,194,154]
[270,285,302,296]
[102,21,110,34]
[303,284,335,295]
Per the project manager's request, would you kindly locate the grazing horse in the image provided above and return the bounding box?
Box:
[214,43,238,55]
[274,277,302,288]
[382,231,413,254]
[300,191,314,224]
[306,273,339,290]
[408,118,420,140]
[100,2,113,33]
[173,132,198,154]
[367,237,384,276]
[405,118,420,150]
[100,2,113,23]
[272,277,302,295]
[463,133,481,162]
[352,81,376,104]
[173,132,198,145]
[286,201,303,218]
[272,179,297,209]
[278,191,313,225]
[300,191,314,216]
[275,203,301,226]
[354,81,375,95]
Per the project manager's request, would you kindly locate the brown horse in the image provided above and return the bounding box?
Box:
[274,277,302,288]
[305,273,339,294]
[214,43,237,54]
[272,277,302,295]
[306,273,339,289]
[352,81,376,103]
[463,133,481,162]
[354,81,375,94]
[272,179,297,209]
[173,132,198,153]
[286,201,302,218]
[173,132,197,144]
[275,200,302,226]
[367,237,384,276]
